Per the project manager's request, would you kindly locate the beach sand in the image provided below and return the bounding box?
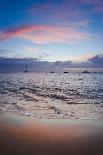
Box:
[0,112,103,155]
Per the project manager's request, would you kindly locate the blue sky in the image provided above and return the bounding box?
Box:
[0,0,103,63]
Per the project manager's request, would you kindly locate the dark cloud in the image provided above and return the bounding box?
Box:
[54,61,72,68]
[0,58,53,72]
[0,54,103,73]
[88,54,103,65]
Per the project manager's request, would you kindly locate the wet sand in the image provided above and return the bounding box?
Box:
[0,112,103,155]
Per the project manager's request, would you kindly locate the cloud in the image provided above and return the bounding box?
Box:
[0,49,11,54]
[0,57,53,72]
[0,25,45,41]
[0,25,91,44]
[88,54,103,64]
[0,46,50,60]
[54,61,72,68]
[0,49,15,57]
[17,45,50,60]
[0,0,102,44]
[0,54,103,73]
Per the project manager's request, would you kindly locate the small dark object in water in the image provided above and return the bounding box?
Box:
[64,72,68,73]
[50,71,54,73]
[78,78,82,80]
[82,71,90,73]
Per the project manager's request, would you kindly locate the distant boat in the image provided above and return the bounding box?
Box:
[50,71,54,73]
[82,71,90,73]
[64,71,68,73]
[24,64,28,73]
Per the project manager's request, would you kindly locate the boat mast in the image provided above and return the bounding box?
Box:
[24,63,28,72]
[26,64,27,72]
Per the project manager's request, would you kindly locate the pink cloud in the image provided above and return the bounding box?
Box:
[0,25,57,41]
[0,25,90,44]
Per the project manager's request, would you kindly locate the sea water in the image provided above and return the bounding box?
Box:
[0,72,103,119]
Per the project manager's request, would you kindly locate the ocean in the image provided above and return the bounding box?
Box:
[0,72,103,119]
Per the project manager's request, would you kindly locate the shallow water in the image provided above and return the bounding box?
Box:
[0,72,103,119]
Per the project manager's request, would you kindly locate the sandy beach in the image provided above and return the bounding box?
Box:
[0,112,103,155]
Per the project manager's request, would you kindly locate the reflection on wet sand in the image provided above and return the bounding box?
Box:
[0,112,103,155]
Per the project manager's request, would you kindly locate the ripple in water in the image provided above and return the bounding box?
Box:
[0,73,103,119]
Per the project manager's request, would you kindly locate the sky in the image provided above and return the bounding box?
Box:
[0,0,103,70]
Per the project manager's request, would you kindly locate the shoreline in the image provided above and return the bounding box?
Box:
[1,110,103,120]
[0,112,103,155]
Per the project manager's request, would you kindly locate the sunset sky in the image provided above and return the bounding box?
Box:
[0,0,103,64]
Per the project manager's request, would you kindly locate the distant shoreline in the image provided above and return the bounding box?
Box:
[0,71,103,73]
